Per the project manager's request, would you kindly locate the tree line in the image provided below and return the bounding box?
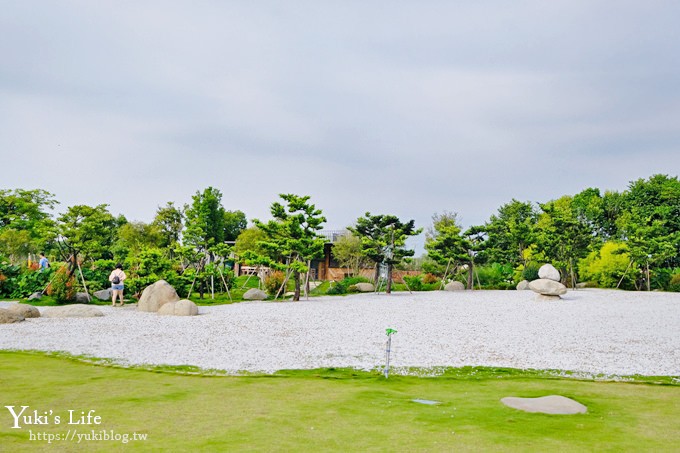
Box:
[1,173,679,301]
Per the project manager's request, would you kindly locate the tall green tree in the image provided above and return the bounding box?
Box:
[184,187,227,255]
[350,213,421,294]
[153,202,184,249]
[331,232,367,277]
[535,196,595,286]
[254,194,326,301]
[476,199,537,267]
[56,204,118,275]
[616,174,680,289]
[223,210,247,242]
[0,189,58,261]
[425,212,475,288]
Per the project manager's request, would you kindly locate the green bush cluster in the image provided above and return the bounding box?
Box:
[263,271,285,296]
[327,276,370,295]
[0,259,54,298]
[669,274,680,292]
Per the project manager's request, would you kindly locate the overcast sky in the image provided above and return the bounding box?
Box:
[2,1,679,252]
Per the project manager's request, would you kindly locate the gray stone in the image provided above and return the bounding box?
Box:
[243,288,268,301]
[43,304,104,318]
[74,292,91,303]
[0,308,24,323]
[6,303,41,318]
[137,280,180,312]
[538,264,561,282]
[501,395,587,414]
[529,278,567,296]
[516,280,530,291]
[28,291,42,300]
[354,282,375,292]
[94,289,112,300]
[158,299,199,316]
[444,281,465,291]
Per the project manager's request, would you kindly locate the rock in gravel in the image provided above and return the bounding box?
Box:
[94,289,112,300]
[75,292,91,303]
[529,279,567,296]
[0,308,24,323]
[354,283,375,292]
[445,281,465,291]
[538,264,561,282]
[516,280,530,291]
[43,304,104,318]
[501,395,587,414]
[158,299,199,316]
[243,288,268,301]
[6,304,40,318]
[137,280,180,312]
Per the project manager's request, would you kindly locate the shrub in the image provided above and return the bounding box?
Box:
[327,276,370,295]
[403,275,424,291]
[475,263,514,289]
[669,274,680,292]
[47,267,76,302]
[264,271,285,295]
[521,263,540,282]
[422,273,439,284]
[578,242,634,289]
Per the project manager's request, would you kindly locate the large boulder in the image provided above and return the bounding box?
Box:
[158,299,199,316]
[0,308,24,323]
[43,304,104,318]
[516,280,530,291]
[538,264,561,282]
[444,281,465,291]
[6,304,41,318]
[354,282,375,292]
[94,289,112,301]
[529,279,567,296]
[74,292,91,303]
[137,280,180,312]
[243,288,268,301]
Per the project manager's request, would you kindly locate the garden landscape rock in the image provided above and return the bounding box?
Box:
[158,299,199,316]
[538,264,561,282]
[243,288,268,301]
[501,395,587,414]
[354,283,375,292]
[516,280,530,291]
[445,281,465,291]
[43,304,104,318]
[0,308,24,323]
[6,303,40,318]
[28,292,42,300]
[137,280,180,312]
[75,292,91,303]
[529,279,568,297]
[94,289,112,300]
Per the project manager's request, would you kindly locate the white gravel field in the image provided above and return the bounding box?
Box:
[1,289,679,376]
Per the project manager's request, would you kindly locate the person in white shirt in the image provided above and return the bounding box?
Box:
[108,263,127,307]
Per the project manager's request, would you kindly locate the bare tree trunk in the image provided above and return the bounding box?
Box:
[373,263,380,284]
[293,271,301,301]
[386,263,393,294]
[466,261,474,290]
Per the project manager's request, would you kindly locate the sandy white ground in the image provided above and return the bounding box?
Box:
[1,289,679,376]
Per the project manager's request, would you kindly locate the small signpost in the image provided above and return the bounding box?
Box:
[384,328,397,378]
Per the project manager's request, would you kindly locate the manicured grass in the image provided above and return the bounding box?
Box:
[1,352,679,451]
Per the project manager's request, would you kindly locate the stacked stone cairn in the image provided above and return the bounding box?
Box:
[528,264,567,300]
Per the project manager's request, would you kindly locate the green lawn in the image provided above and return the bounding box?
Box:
[1,352,678,451]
